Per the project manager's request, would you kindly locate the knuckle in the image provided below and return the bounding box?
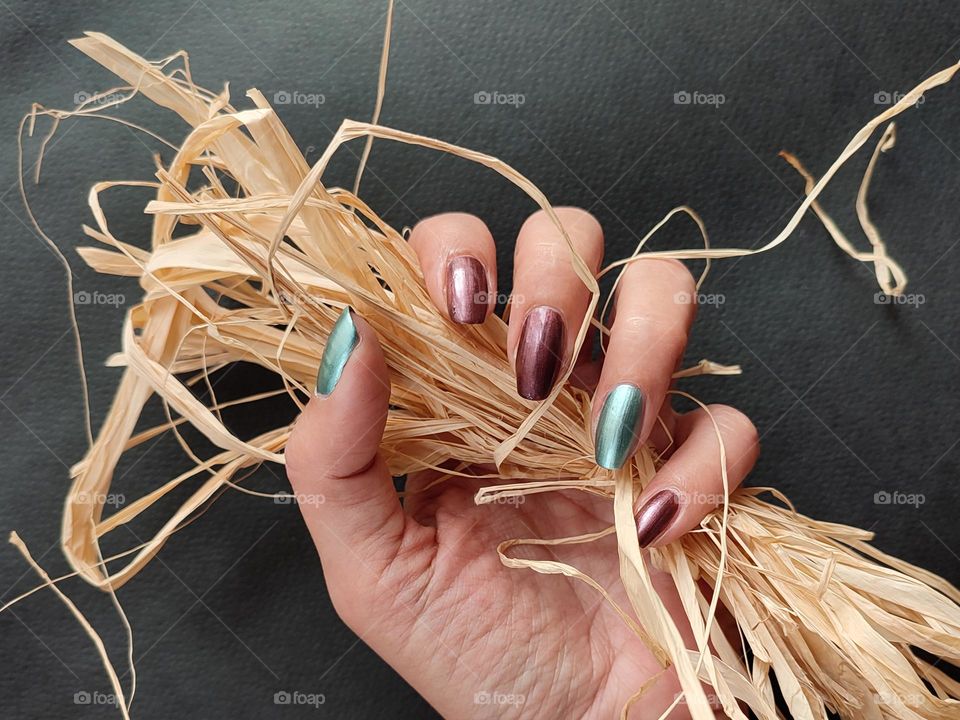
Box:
[284,428,311,492]
[706,404,759,446]
[615,310,688,358]
[519,207,604,269]
[619,259,697,325]
[663,264,698,318]
[622,258,695,291]
[414,211,485,232]
[410,212,489,251]
[525,206,599,232]
[556,206,603,240]
[661,258,697,288]
[517,238,564,269]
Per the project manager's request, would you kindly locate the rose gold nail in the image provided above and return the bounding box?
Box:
[445,256,488,324]
[516,306,565,400]
[635,489,680,547]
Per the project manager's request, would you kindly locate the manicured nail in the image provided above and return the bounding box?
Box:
[635,489,680,547]
[445,255,488,324]
[594,383,645,469]
[315,306,359,396]
[516,305,565,400]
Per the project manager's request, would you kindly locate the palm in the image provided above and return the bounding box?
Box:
[287,211,755,719]
[392,462,690,719]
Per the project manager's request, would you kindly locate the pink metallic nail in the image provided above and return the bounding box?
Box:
[635,489,680,547]
[445,256,488,324]
[516,305,565,400]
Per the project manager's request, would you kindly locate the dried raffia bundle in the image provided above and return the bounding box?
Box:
[9,12,960,720]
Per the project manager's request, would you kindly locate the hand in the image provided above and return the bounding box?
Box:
[285,208,760,719]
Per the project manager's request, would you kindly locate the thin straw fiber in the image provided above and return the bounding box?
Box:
[9,12,960,720]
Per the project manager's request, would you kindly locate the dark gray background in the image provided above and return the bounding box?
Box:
[2,1,959,718]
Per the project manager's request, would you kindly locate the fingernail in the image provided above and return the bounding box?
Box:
[635,489,680,547]
[315,306,359,396]
[445,255,488,324]
[594,383,645,469]
[516,305,565,400]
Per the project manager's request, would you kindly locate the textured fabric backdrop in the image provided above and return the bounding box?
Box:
[2,1,959,717]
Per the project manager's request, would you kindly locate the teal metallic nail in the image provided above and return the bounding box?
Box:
[315,306,359,396]
[594,383,645,470]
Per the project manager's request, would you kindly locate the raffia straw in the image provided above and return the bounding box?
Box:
[779,121,907,296]
[9,533,131,719]
[8,16,960,719]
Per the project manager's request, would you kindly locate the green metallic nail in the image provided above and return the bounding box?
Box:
[315,306,359,396]
[594,383,645,470]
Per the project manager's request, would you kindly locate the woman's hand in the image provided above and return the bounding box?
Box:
[285,208,759,719]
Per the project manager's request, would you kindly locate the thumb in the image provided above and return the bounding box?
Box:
[285,307,409,581]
